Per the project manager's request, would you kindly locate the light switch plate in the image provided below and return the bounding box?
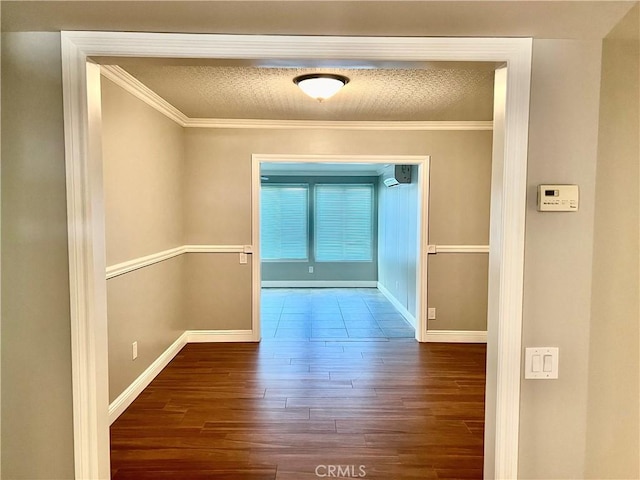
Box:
[525,347,559,379]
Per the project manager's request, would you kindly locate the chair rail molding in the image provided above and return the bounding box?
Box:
[105,245,247,279]
[61,31,531,480]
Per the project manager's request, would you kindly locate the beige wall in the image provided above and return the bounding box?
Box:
[428,254,489,331]
[107,256,185,402]
[2,22,637,480]
[1,32,75,479]
[101,77,188,401]
[585,5,640,478]
[185,253,253,330]
[519,39,603,479]
[185,128,492,330]
[102,76,184,266]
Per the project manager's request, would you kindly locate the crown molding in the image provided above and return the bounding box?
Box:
[187,118,493,130]
[101,65,493,131]
[100,65,188,126]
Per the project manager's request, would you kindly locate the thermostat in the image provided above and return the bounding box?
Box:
[537,184,579,212]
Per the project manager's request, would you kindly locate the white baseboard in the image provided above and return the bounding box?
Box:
[186,329,255,342]
[109,329,255,424]
[376,282,417,329]
[108,332,188,424]
[262,280,377,288]
[425,330,488,343]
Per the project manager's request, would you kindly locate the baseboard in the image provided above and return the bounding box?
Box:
[425,330,488,343]
[108,332,188,425]
[262,280,378,288]
[109,329,256,424]
[186,329,256,342]
[376,282,417,329]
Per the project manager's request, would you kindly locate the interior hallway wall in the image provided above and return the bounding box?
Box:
[1,32,75,479]
[519,39,603,479]
[101,76,188,402]
[585,5,640,478]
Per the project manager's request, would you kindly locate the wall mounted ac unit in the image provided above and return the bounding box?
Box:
[382,165,412,187]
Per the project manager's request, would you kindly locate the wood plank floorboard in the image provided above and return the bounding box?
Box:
[111,341,486,479]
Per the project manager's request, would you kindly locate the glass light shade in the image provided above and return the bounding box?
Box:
[294,74,349,101]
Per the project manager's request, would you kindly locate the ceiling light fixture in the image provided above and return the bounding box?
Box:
[293,73,349,102]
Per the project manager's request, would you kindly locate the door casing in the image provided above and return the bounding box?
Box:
[60,32,532,479]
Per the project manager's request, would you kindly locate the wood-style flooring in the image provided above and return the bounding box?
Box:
[110,338,486,479]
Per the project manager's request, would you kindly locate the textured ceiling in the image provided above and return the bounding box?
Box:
[122,63,496,121]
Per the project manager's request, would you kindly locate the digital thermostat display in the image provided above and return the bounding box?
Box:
[537,185,579,212]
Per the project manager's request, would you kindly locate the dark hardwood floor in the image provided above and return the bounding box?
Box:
[110,338,486,479]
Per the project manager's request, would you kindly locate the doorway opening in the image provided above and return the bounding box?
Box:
[61,32,532,479]
[251,155,430,342]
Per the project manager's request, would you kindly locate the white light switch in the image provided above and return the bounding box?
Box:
[532,354,542,372]
[427,308,436,320]
[525,347,559,379]
[239,252,248,264]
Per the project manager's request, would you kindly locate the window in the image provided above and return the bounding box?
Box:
[260,184,309,260]
[315,184,374,262]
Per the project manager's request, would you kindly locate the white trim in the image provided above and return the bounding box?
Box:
[435,245,490,254]
[62,48,111,478]
[61,32,531,480]
[425,330,488,343]
[101,65,491,131]
[106,246,184,279]
[184,244,245,253]
[416,156,431,343]
[187,118,493,131]
[108,332,188,424]
[376,282,417,329]
[186,330,255,343]
[108,329,256,424]
[105,245,248,279]
[262,281,377,288]
[100,65,188,126]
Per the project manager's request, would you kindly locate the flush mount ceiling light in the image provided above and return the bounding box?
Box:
[293,73,350,102]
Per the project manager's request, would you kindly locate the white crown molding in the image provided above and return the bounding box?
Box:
[187,118,494,131]
[102,64,492,131]
[425,330,488,343]
[100,65,188,126]
[435,245,490,254]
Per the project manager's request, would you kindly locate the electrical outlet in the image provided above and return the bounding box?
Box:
[308,266,314,273]
[239,252,248,264]
[428,308,436,320]
[132,341,138,360]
